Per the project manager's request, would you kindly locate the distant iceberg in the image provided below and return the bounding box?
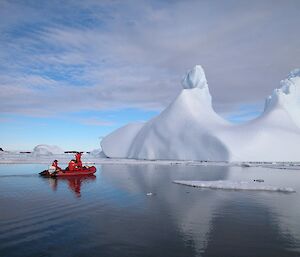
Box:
[101,65,300,162]
[32,144,64,156]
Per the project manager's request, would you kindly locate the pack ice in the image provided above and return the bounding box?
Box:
[101,66,300,162]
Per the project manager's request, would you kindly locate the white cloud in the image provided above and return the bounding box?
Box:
[0,0,299,117]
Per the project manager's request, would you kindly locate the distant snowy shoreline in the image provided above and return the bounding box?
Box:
[1,153,300,170]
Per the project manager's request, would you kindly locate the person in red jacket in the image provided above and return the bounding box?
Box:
[75,152,83,169]
[68,159,76,171]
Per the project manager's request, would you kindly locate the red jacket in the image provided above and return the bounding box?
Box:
[68,160,76,171]
[75,153,82,168]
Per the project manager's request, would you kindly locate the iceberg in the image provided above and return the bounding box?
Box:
[101,65,300,162]
[89,148,106,158]
[32,144,64,156]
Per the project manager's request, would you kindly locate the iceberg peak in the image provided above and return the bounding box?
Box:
[279,68,300,90]
[182,65,207,89]
[287,68,300,79]
[266,68,300,100]
[264,68,300,127]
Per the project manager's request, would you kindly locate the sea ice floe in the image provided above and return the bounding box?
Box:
[173,180,296,193]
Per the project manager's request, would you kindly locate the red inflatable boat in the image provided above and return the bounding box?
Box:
[39,166,96,178]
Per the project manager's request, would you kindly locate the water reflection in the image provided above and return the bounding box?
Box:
[46,175,96,197]
[100,164,300,256]
[0,164,299,257]
[203,200,300,257]
[99,164,230,254]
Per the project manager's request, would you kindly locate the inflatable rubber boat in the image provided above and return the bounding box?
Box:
[39,166,96,177]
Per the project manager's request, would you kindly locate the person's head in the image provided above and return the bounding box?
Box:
[54,160,58,163]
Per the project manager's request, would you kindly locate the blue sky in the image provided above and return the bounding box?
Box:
[0,109,157,150]
[0,0,299,151]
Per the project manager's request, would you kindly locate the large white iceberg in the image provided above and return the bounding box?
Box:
[101,65,300,162]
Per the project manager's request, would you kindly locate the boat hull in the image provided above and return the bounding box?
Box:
[39,166,96,177]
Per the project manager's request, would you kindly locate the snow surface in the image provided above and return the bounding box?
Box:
[173,180,296,193]
[101,123,145,158]
[101,65,300,162]
[32,144,64,156]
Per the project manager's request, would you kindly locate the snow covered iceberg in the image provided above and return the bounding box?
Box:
[101,66,300,162]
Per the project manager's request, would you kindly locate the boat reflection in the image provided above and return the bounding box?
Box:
[48,175,96,197]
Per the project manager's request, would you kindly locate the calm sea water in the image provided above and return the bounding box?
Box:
[0,163,300,257]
